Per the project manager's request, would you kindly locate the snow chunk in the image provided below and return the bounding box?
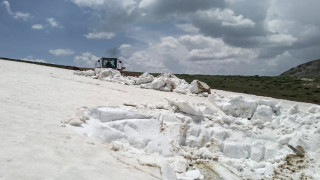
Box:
[97,68,121,79]
[173,157,188,173]
[198,147,214,159]
[89,107,150,122]
[184,169,204,180]
[289,104,300,115]
[76,107,172,156]
[251,105,273,125]
[308,106,320,114]
[250,141,265,162]
[209,95,257,118]
[133,72,154,85]
[167,98,203,117]
[141,73,189,92]
[189,80,211,94]
[223,142,250,159]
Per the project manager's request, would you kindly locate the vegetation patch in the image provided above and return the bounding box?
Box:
[176,74,320,105]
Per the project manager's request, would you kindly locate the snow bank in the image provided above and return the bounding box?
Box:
[74,69,211,96]
[68,94,320,179]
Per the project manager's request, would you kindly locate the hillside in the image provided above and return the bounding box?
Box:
[2,59,320,179]
[281,59,320,78]
[0,58,319,105]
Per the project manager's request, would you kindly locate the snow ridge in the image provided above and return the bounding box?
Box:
[74,69,211,96]
[66,94,320,179]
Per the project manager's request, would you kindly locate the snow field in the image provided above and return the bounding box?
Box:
[68,93,320,179]
[8,59,317,180]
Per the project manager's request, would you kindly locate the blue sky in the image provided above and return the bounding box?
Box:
[0,0,129,65]
[1,0,320,75]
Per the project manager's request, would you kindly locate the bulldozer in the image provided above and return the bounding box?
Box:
[95,57,125,71]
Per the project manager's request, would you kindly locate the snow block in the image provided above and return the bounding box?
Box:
[185,125,209,147]
[167,99,203,117]
[221,96,257,119]
[251,105,273,125]
[264,146,278,160]
[141,73,192,94]
[173,157,188,173]
[97,68,121,79]
[189,80,211,94]
[90,107,150,122]
[308,106,320,113]
[250,141,265,162]
[185,169,204,180]
[134,72,154,85]
[198,147,214,159]
[223,142,250,159]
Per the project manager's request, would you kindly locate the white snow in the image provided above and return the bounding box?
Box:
[2,59,320,180]
[69,93,320,179]
[74,69,211,96]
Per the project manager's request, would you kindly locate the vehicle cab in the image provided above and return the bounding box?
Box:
[95,57,124,70]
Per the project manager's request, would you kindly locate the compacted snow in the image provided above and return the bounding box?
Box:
[68,96,320,179]
[1,60,319,180]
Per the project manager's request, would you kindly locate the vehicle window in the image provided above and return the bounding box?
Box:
[102,59,116,68]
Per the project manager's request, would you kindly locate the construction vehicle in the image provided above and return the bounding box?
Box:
[95,57,125,71]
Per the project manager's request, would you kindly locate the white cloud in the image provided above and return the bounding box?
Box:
[30,18,62,31]
[120,44,132,49]
[84,32,115,39]
[13,12,30,20]
[266,51,291,67]
[195,8,255,27]
[74,52,99,67]
[72,0,139,15]
[120,34,257,74]
[2,1,30,20]
[2,1,12,14]
[31,24,44,30]
[49,49,75,56]
[122,50,170,73]
[179,35,256,61]
[225,0,245,4]
[46,18,62,28]
[265,0,320,43]
[22,56,47,63]
[71,0,105,7]
[119,44,139,58]
[268,34,297,46]
[175,23,199,33]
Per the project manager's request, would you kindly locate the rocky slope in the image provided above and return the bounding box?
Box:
[281,59,320,78]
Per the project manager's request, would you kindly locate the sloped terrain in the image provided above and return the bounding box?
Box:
[281,59,320,78]
[1,58,320,180]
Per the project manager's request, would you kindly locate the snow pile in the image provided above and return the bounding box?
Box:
[208,95,281,119]
[74,69,211,96]
[96,68,130,84]
[131,72,154,85]
[140,73,189,94]
[68,94,320,179]
[140,73,210,96]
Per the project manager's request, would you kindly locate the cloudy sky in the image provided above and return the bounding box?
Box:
[1,0,320,75]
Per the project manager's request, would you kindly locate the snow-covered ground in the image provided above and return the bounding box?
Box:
[1,59,319,180]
